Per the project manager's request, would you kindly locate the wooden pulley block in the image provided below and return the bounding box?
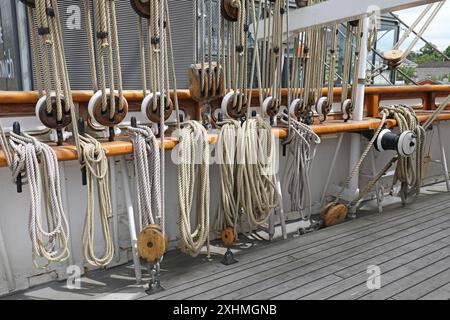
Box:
[141,92,174,123]
[316,97,330,123]
[188,62,225,102]
[19,0,35,8]
[130,0,150,19]
[88,89,128,127]
[221,228,237,246]
[221,91,248,119]
[320,203,348,227]
[383,50,404,70]
[342,99,353,122]
[262,96,281,118]
[35,94,72,130]
[289,98,302,119]
[295,0,309,8]
[137,224,167,263]
[221,0,238,22]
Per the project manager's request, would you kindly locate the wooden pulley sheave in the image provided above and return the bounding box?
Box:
[382,2,445,71]
[131,0,181,129]
[20,0,75,145]
[137,225,167,263]
[83,0,128,141]
[219,0,254,121]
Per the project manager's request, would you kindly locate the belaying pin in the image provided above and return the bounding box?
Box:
[78,118,87,186]
[12,122,23,193]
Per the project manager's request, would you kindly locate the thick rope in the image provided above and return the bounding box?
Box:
[281,117,321,220]
[9,132,70,268]
[236,117,279,229]
[80,134,114,267]
[215,120,242,235]
[128,126,161,231]
[177,121,210,258]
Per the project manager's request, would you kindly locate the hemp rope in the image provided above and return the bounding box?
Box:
[236,117,279,229]
[177,121,210,257]
[80,135,114,267]
[128,126,161,231]
[9,132,70,268]
[281,117,321,220]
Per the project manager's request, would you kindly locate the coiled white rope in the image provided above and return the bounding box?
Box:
[8,132,70,268]
[380,105,425,201]
[80,135,114,267]
[215,119,242,234]
[236,117,279,229]
[128,126,162,231]
[282,117,321,220]
[177,121,210,257]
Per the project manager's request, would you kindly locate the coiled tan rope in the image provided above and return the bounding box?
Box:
[236,117,279,229]
[215,120,242,235]
[80,135,114,267]
[177,121,210,257]
[128,126,161,230]
[9,132,70,268]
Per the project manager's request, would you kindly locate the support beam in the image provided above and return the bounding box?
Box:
[251,0,443,40]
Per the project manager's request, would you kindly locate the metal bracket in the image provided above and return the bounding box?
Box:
[145,262,164,295]
[221,247,238,266]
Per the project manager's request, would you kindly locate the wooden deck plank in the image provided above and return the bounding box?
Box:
[142,197,450,300]
[301,235,450,300]
[257,228,450,300]
[392,269,450,300]
[419,282,450,300]
[165,210,450,300]
[359,256,450,300]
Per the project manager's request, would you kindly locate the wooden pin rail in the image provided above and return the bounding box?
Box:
[1,111,449,168]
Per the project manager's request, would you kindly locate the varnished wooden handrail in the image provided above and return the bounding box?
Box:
[1,112,449,168]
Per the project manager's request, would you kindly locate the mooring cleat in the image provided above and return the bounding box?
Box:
[221,247,238,266]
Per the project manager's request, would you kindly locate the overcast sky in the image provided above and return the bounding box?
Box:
[395,2,450,52]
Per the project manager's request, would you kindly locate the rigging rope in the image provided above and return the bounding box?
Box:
[9,132,70,268]
[80,135,114,267]
[128,126,161,231]
[281,117,321,220]
[215,120,242,235]
[177,121,210,257]
[236,117,279,229]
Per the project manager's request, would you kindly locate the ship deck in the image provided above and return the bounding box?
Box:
[3,183,450,301]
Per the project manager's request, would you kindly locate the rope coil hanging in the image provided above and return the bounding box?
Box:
[281,115,321,221]
[236,116,279,229]
[8,132,71,268]
[80,134,114,267]
[177,120,210,258]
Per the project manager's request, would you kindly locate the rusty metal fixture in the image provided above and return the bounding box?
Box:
[221,91,248,120]
[141,92,174,123]
[88,90,129,127]
[35,95,72,130]
[221,0,238,22]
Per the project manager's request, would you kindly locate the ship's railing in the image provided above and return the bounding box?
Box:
[0,85,449,167]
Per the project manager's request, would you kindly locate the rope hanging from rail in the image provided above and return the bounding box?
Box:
[177,120,210,258]
[9,132,71,268]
